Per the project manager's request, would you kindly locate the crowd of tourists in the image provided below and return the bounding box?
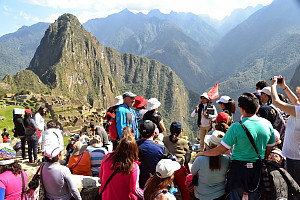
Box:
[0,75,300,199]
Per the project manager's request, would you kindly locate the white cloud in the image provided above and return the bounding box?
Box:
[45,13,62,23]
[19,11,40,22]
[3,5,9,11]
[21,0,274,20]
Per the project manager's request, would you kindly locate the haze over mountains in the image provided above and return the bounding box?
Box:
[1,0,300,101]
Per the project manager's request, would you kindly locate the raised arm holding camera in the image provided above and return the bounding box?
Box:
[270,76,300,199]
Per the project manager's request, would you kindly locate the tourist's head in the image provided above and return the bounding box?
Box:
[238,93,260,115]
[217,96,236,114]
[72,141,86,156]
[37,105,47,116]
[267,148,285,166]
[89,135,102,147]
[122,92,137,107]
[0,145,22,174]
[144,159,179,200]
[47,120,57,129]
[200,92,209,104]
[44,145,65,162]
[204,130,225,150]
[114,95,123,106]
[260,87,272,104]
[133,96,148,109]
[155,159,180,179]
[122,126,135,138]
[139,120,156,138]
[170,121,183,136]
[112,137,139,174]
[256,80,268,91]
[146,98,161,111]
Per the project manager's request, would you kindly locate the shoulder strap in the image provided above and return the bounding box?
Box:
[100,168,119,196]
[239,120,261,160]
[21,171,27,200]
[52,130,60,143]
[70,152,85,171]
[152,189,168,199]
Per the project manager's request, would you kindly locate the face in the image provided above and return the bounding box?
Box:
[201,97,209,104]
[260,93,268,104]
[123,97,135,107]
[218,102,225,109]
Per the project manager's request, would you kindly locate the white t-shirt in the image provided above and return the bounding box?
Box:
[282,106,300,160]
[41,128,64,152]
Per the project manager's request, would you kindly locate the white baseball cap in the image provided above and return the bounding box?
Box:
[261,87,271,96]
[200,92,209,100]
[44,145,64,159]
[156,159,180,178]
[216,96,231,104]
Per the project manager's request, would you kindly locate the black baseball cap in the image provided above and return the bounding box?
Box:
[139,120,156,138]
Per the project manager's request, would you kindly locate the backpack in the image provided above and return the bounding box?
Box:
[270,106,286,140]
[103,105,119,141]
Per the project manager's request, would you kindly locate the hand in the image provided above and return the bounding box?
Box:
[277,75,286,88]
[270,76,277,86]
[195,106,199,113]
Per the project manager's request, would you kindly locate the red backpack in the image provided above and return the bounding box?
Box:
[103,105,120,141]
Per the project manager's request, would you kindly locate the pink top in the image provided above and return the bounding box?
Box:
[0,170,28,200]
[99,153,144,200]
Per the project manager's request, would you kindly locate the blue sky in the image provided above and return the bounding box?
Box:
[0,0,273,37]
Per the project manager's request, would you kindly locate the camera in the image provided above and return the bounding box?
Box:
[277,77,283,83]
[206,107,215,115]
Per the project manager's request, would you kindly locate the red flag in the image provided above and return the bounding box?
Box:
[207,82,219,100]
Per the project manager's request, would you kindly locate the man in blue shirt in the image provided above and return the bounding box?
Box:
[116,91,139,139]
[137,120,165,188]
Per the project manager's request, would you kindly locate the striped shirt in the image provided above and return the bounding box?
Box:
[86,146,108,175]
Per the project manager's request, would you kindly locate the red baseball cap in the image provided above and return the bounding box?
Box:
[216,112,229,124]
[25,109,32,114]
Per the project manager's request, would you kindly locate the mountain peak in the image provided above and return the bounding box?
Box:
[148,9,163,15]
[119,8,133,15]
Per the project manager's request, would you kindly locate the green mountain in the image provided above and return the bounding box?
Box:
[0,70,50,97]
[26,14,193,133]
[213,0,300,98]
[0,23,49,79]
[84,9,214,92]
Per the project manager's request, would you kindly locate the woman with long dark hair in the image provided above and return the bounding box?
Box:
[23,109,39,163]
[0,145,28,200]
[42,145,81,200]
[34,105,47,138]
[144,159,180,200]
[163,121,191,200]
[99,136,144,199]
[191,131,229,200]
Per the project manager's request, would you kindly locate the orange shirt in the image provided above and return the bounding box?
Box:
[68,151,92,176]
